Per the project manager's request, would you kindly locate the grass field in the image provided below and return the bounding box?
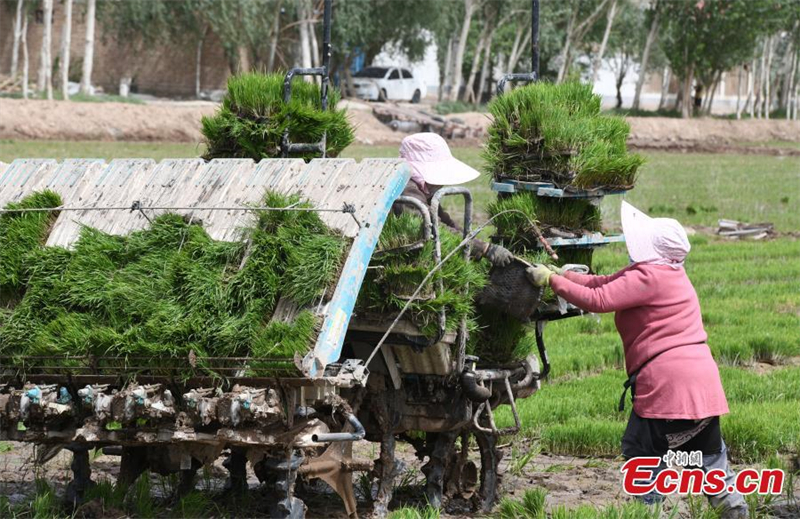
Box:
[1,140,799,515]
[495,238,800,463]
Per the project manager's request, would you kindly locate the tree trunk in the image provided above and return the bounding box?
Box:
[298,0,313,71]
[60,0,73,100]
[238,45,252,72]
[658,66,669,110]
[463,37,485,103]
[119,76,132,97]
[21,12,29,99]
[632,4,660,110]
[705,71,721,115]
[463,22,491,103]
[680,65,694,118]
[79,0,96,95]
[764,36,774,119]
[441,36,455,101]
[591,0,617,84]
[735,67,743,119]
[507,22,524,72]
[477,32,495,102]
[449,0,477,102]
[748,58,756,118]
[755,40,766,118]
[615,67,625,108]
[267,0,283,72]
[508,26,532,76]
[743,63,753,117]
[10,0,24,79]
[787,50,798,120]
[43,0,54,100]
[559,0,610,83]
[557,8,577,83]
[343,55,355,97]
[195,27,208,99]
[309,3,320,69]
[780,50,793,112]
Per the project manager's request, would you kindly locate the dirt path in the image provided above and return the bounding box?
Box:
[0,98,217,143]
[0,439,796,518]
[4,98,800,154]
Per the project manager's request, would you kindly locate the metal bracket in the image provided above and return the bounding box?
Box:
[280,0,333,159]
[497,72,537,95]
[496,0,539,96]
[430,187,474,372]
[472,376,522,436]
[129,200,152,223]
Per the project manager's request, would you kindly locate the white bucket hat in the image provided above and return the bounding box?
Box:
[621,201,691,266]
[399,133,480,186]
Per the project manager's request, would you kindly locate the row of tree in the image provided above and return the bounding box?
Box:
[4,0,800,119]
[433,0,800,118]
[7,0,95,100]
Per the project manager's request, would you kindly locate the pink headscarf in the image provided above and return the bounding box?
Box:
[621,201,691,269]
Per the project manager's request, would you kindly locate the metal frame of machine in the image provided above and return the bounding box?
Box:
[0,1,567,518]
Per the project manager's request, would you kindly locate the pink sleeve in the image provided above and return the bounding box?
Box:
[550,268,653,313]
[563,267,629,288]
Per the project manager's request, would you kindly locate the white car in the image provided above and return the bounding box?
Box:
[352,66,425,103]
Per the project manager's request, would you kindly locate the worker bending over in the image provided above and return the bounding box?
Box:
[397,132,514,267]
[527,202,747,519]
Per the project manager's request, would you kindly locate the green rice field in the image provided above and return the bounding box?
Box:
[0,140,799,515]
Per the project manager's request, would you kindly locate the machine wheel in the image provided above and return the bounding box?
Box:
[378,89,388,102]
[411,90,421,103]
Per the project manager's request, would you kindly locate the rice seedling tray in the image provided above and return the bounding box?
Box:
[544,233,625,248]
[491,178,632,199]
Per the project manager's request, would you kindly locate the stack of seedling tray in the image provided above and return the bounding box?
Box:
[473,82,641,364]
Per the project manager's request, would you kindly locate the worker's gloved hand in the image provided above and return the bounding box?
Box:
[485,244,514,267]
[526,264,554,287]
[547,264,565,276]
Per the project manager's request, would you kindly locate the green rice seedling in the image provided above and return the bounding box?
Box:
[29,478,60,519]
[0,191,348,376]
[472,307,532,364]
[281,233,347,307]
[251,310,320,360]
[128,473,156,519]
[489,192,602,242]
[496,488,546,519]
[358,213,488,338]
[83,478,127,511]
[508,443,540,476]
[0,191,62,305]
[177,491,218,519]
[202,72,354,161]
[388,505,440,519]
[485,81,643,189]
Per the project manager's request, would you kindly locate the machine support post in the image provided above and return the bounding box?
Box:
[372,432,398,519]
[66,447,93,505]
[474,430,502,512]
[422,431,459,509]
[223,448,249,495]
[263,452,306,519]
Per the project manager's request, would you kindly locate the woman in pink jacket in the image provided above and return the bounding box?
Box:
[527,202,747,519]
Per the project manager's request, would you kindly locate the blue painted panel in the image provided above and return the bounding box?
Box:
[303,163,411,378]
[491,181,515,193]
